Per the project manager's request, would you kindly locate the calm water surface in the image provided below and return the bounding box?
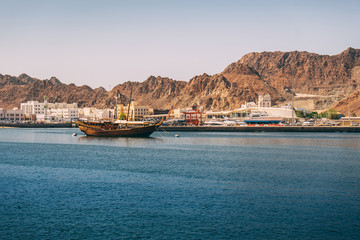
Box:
[0,128,359,239]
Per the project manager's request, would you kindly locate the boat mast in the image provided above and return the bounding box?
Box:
[291,67,295,126]
[348,72,351,122]
[115,93,118,120]
[126,86,133,128]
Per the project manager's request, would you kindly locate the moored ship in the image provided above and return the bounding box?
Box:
[77,87,165,137]
[76,119,162,137]
[244,112,282,126]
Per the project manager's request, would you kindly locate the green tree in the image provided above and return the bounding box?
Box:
[328,108,340,119]
[308,111,318,119]
[295,110,304,118]
[320,111,328,118]
[119,113,126,120]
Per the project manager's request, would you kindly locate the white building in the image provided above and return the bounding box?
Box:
[205,106,294,120]
[0,108,5,121]
[46,108,79,122]
[20,101,46,115]
[258,94,271,108]
[47,102,78,109]
[7,108,25,122]
[241,102,257,108]
[0,108,25,122]
[79,108,114,121]
[20,99,79,122]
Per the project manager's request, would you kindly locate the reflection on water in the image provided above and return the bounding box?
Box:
[77,135,164,148]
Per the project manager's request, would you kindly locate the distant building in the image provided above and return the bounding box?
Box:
[123,101,154,121]
[21,101,46,116]
[281,103,292,109]
[0,108,5,121]
[142,108,190,121]
[258,94,271,108]
[0,108,24,122]
[46,108,79,122]
[47,102,78,109]
[6,108,24,122]
[153,109,170,115]
[172,108,189,119]
[20,98,79,122]
[242,101,257,108]
[205,106,295,120]
[79,108,114,121]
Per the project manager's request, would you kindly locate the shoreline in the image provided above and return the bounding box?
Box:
[1,123,360,132]
[0,123,74,128]
[158,126,360,132]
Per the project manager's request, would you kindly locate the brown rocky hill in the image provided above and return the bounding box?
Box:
[333,89,360,117]
[0,74,113,109]
[1,48,359,115]
[108,76,187,109]
[222,47,360,114]
[233,47,359,96]
[110,74,260,111]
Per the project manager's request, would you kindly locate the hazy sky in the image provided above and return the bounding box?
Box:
[1,0,359,89]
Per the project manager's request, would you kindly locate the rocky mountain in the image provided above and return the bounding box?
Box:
[223,47,360,112]
[0,74,113,109]
[1,47,359,115]
[332,89,360,117]
[108,76,187,109]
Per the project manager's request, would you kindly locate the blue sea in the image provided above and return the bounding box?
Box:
[0,128,359,239]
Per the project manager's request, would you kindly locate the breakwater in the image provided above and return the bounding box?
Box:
[159,126,360,132]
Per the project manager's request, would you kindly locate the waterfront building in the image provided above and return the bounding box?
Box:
[46,108,79,122]
[79,108,114,121]
[47,102,78,109]
[21,99,79,122]
[0,108,25,123]
[205,106,295,120]
[281,103,292,109]
[21,101,46,116]
[143,108,191,121]
[6,108,24,122]
[242,102,257,108]
[123,101,154,121]
[115,103,125,120]
[258,94,271,108]
[172,108,189,119]
[0,108,5,121]
[337,117,360,126]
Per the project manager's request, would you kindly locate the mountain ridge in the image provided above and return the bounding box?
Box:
[1,47,359,115]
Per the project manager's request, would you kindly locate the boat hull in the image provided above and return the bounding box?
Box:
[77,121,158,137]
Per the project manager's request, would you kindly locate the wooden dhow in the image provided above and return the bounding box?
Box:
[77,86,166,137]
[76,119,162,137]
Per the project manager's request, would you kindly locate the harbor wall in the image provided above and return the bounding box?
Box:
[0,123,74,128]
[159,126,360,132]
